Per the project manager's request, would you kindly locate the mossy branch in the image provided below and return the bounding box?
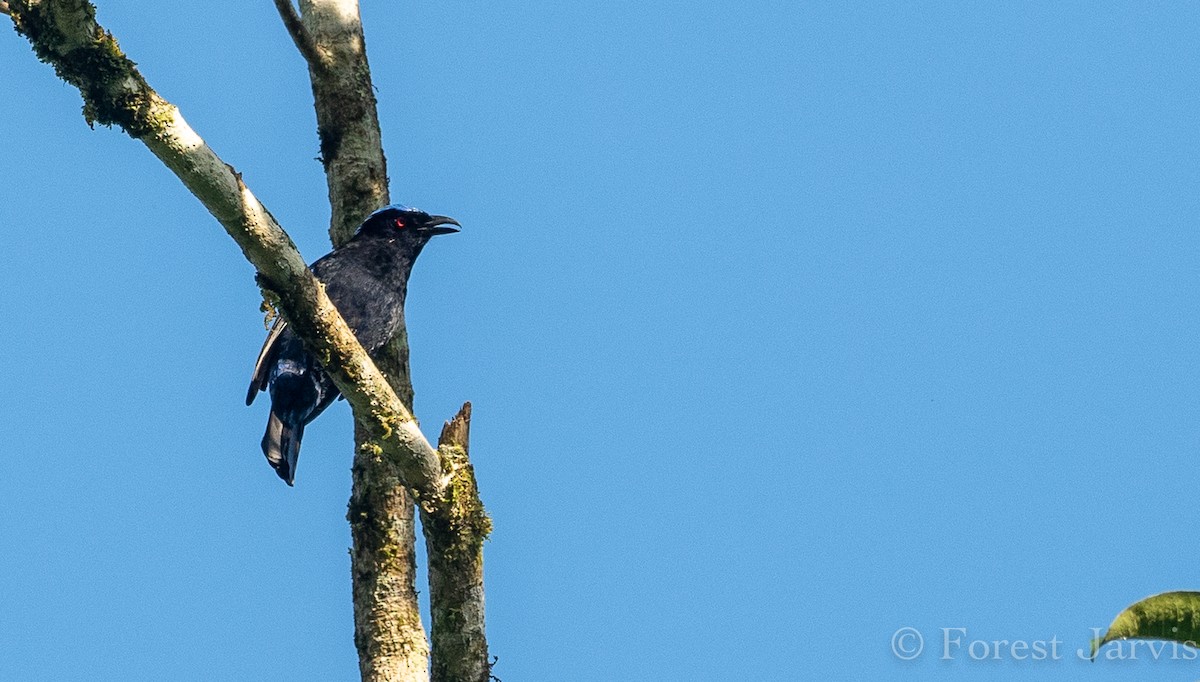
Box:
[421,403,492,682]
[6,0,448,500]
[287,3,437,681]
[273,0,326,73]
[10,2,493,679]
[297,0,389,245]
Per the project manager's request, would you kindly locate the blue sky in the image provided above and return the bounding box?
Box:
[3,2,1200,680]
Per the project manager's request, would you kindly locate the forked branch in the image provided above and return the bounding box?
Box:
[272,0,326,72]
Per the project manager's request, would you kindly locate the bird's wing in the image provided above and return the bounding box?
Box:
[246,317,288,405]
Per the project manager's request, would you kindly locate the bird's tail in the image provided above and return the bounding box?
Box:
[262,409,304,486]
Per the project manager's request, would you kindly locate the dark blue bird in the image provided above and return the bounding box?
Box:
[246,204,460,485]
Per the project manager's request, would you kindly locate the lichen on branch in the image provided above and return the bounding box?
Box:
[10,0,162,133]
[421,403,492,682]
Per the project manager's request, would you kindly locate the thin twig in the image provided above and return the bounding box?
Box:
[272,0,325,71]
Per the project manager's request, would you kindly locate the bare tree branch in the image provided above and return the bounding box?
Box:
[298,0,390,244]
[6,0,448,500]
[350,422,430,682]
[271,0,325,72]
[292,4,434,681]
[9,2,492,680]
[423,403,492,682]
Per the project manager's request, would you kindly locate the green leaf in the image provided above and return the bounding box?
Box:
[1092,591,1200,659]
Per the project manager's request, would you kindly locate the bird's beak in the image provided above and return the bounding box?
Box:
[419,215,461,236]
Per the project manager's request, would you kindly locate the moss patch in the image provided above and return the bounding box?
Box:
[11,2,163,136]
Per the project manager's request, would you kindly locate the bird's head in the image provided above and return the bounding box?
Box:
[360,204,461,245]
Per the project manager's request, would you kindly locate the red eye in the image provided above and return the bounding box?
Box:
[394,218,406,229]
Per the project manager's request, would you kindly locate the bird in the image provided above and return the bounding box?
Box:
[246,203,460,485]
